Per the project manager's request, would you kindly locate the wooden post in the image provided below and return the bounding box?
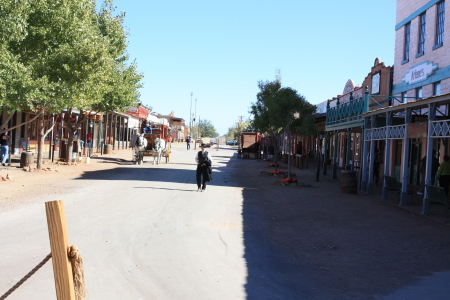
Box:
[45,200,76,300]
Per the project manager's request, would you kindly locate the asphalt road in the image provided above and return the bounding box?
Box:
[2,143,450,300]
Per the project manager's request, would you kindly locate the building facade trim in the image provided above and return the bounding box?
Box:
[395,0,441,30]
[392,63,450,95]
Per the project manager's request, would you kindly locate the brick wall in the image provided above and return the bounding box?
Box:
[394,0,450,96]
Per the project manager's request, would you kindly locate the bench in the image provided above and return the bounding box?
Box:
[425,185,449,222]
[384,175,414,204]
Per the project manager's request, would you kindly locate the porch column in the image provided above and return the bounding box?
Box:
[400,108,412,205]
[422,103,437,215]
[382,112,393,199]
[345,128,352,170]
[323,132,329,176]
[104,113,108,146]
[368,116,376,194]
[360,120,369,191]
[332,131,339,179]
[113,114,117,150]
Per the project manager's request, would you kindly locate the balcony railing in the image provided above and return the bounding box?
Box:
[325,87,417,127]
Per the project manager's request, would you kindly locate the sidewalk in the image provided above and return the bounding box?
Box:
[295,157,450,227]
[241,154,450,299]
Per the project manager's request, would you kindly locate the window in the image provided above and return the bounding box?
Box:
[403,23,411,63]
[434,81,441,95]
[416,87,423,99]
[401,92,407,103]
[417,13,426,56]
[435,1,445,48]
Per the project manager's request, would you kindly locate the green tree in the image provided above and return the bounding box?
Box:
[225,118,252,141]
[0,0,143,167]
[1,0,116,168]
[250,78,316,172]
[62,0,143,161]
[198,119,218,137]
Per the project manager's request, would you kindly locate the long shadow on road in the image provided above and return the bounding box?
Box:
[75,149,450,299]
[238,157,450,300]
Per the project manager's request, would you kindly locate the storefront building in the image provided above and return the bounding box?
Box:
[361,0,450,215]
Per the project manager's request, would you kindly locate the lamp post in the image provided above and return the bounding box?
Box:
[316,131,324,182]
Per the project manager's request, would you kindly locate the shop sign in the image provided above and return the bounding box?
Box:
[407,122,428,138]
[402,61,438,85]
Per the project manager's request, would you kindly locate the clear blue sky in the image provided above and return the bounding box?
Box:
[111,0,397,135]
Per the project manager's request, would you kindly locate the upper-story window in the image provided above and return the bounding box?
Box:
[434,1,445,49]
[434,81,441,95]
[401,92,407,103]
[403,23,411,63]
[416,87,423,99]
[417,13,426,56]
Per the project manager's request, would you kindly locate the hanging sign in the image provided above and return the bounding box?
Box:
[407,122,428,138]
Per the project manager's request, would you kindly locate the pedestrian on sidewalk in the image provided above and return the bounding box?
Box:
[0,130,10,166]
[437,155,450,196]
[195,143,212,191]
[417,149,440,195]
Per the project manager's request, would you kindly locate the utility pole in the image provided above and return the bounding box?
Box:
[195,115,200,150]
[190,92,193,135]
[194,98,197,129]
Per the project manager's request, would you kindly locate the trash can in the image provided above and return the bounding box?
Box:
[340,170,357,194]
[20,151,34,168]
[104,144,112,154]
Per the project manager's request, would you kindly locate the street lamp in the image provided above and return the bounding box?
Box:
[316,131,324,182]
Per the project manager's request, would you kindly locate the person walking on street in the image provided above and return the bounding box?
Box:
[417,149,440,195]
[186,136,191,150]
[0,130,11,166]
[437,155,450,196]
[195,143,212,191]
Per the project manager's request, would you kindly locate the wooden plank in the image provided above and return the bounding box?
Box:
[45,200,76,300]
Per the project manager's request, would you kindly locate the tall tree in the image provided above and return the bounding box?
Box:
[250,78,316,172]
[0,0,143,167]
[62,0,143,161]
[1,0,115,168]
[226,118,252,141]
[198,119,218,137]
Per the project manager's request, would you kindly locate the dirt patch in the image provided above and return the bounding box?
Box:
[0,150,131,212]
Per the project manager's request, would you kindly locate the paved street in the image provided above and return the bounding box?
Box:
[1,143,450,300]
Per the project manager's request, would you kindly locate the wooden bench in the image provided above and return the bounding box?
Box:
[384,175,414,204]
[425,185,449,222]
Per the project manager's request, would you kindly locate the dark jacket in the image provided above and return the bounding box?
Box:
[197,151,212,181]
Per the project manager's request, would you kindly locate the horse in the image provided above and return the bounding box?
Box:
[152,137,166,165]
[134,134,148,165]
